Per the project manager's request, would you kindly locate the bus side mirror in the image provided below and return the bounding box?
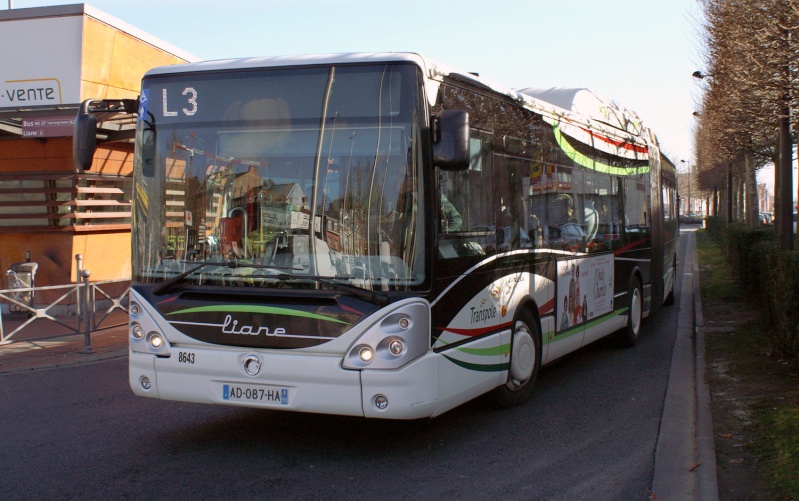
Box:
[73,102,97,170]
[433,110,470,171]
[141,128,156,178]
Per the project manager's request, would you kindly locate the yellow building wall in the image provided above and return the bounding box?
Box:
[90,143,135,176]
[0,137,73,173]
[0,136,133,175]
[1,231,130,304]
[0,12,191,300]
[71,232,132,281]
[1,233,73,288]
[80,16,189,101]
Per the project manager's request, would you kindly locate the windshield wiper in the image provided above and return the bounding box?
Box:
[318,278,390,306]
[150,261,391,306]
[151,260,294,295]
[282,275,390,306]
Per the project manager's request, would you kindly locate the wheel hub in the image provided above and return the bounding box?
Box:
[509,327,535,385]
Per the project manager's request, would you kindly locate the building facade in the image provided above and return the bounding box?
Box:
[0,4,196,298]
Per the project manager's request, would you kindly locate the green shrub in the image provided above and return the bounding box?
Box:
[763,250,799,360]
[705,216,725,244]
[726,225,775,297]
[705,223,798,365]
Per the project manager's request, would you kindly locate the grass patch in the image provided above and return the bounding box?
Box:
[697,229,799,499]
[696,230,740,303]
[758,407,799,497]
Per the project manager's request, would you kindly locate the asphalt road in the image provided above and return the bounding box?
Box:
[0,245,684,500]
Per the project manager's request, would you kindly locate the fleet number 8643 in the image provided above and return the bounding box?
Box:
[178,351,195,364]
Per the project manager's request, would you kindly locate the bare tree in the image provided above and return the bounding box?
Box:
[693,0,797,242]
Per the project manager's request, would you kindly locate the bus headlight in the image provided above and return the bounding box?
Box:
[342,299,429,370]
[128,289,172,358]
[148,332,164,349]
[389,339,404,356]
[131,323,144,339]
[358,346,374,364]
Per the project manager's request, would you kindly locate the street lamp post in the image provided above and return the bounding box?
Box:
[693,70,734,223]
[679,160,692,216]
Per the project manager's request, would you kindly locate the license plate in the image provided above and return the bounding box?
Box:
[222,384,289,405]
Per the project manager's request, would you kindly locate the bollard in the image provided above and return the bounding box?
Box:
[75,254,83,318]
[80,269,93,354]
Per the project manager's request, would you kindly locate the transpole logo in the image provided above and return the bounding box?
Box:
[470,304,497,325]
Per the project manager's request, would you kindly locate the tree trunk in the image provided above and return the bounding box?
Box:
[736,172,745,222]
[778,103,793,250]
[726,165,733,223]
[745,152,759,228]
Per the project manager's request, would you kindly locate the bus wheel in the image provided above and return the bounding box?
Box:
[494,308,541,408]
[618,276,642,348]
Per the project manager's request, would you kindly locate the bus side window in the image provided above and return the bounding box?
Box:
[497,155,527,250]
[437,133,493,260]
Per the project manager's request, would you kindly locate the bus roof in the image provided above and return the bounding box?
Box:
[144,52,652,148]
[516,87,644,137]
[143,52,430,77]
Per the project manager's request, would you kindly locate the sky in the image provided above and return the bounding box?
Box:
[9,0,706,171]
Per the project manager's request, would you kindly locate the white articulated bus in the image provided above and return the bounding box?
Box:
[75,52,678,419]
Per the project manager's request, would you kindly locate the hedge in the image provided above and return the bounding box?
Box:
[703,217,799,364]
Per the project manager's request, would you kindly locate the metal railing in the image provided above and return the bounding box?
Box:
[0,269,129,353]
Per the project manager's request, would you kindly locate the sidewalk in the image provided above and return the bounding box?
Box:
[651,228,719,500]
[0,317,128,374]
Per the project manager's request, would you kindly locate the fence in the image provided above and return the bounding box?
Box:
[0,270,130,353]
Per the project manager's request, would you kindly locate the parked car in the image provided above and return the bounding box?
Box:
[772,212,797,232]
[679,213,703,224]
[544,223,587,252]
[594,222,620,250]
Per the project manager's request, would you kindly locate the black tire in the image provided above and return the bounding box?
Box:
[493,308,541,408]
[617,275,643,348]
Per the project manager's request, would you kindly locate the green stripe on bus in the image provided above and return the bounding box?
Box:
[455,343,510,356]
[551,308,628,340]
[584,308,625,329]
[166,305,350,324]
[553,124,649,176]
[443,354,509,372]
[557,325,582,338]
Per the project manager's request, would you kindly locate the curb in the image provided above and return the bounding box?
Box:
[651,229,719,500]
[694,231,719,499]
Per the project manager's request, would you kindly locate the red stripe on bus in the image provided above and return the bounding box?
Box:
[614,238,651,256]
[438,322,514,337]
[581,127,649,153]
[539,298,555,316]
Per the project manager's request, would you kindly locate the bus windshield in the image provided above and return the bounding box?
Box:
[132,63,426,291]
